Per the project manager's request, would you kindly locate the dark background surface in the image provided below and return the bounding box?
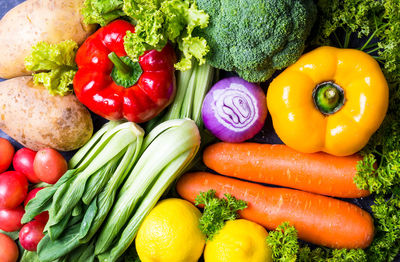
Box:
[0,0,395,261]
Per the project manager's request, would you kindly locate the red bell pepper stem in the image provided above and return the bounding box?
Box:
[73,20,176,123]
[108,52,131,76]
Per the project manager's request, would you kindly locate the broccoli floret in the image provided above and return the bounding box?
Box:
[195,0,317,82]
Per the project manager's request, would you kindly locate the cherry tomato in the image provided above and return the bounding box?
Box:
[0,205,24,232]
[13,148,40,183]
[0,171,28,209]
[19,220,45,251]
[0,138,14,173]
[24,187,49,224]
[0,233,19,262]
[33,148,68,184]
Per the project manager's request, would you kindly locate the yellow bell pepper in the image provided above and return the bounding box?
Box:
[267,46,389,156]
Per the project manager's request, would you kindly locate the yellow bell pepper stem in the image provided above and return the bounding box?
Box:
[312,81,345,115]
[267,46,389,156]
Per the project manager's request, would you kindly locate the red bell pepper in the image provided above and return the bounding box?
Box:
[73,20,176,123]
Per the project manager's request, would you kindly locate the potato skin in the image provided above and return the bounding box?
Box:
[0,0,96,79]
[0,76,93,151]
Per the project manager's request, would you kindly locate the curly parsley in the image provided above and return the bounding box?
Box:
[194,190,247,240]
[267,222,367,262]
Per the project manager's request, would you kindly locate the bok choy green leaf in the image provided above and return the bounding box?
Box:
[95,119,200,260]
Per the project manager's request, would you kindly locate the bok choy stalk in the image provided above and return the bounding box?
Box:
[95,119,201,260]
[22,120,123,224]
[147,61,215,130]
[22,121,144,262]
[48,123,138,225]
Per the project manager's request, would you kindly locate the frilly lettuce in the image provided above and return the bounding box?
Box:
[82,0,210,71]
[123,0,210,71]
[25,40,78,96]
[81,0,125,26]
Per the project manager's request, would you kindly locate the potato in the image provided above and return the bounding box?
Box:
[0,0,96,79]
[0,76,93,151]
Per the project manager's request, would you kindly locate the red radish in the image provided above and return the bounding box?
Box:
[0,205,24,232]
[0,138,14,173]
[13,148,40,183]
[24,187,49,224]
[0,171,28,209]
[19,220,45,251]
[0,233,18,262]
[33,148,68,184]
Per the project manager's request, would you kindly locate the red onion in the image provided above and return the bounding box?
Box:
[202,76,267,142]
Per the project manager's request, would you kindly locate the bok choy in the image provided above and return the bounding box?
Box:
[96,119,201,261]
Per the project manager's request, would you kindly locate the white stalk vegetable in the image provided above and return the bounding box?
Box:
[95,119,201,256]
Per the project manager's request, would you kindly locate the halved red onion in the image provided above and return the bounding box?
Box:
[202,76,268,142]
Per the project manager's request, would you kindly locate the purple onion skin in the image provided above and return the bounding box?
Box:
[202,76,268,142]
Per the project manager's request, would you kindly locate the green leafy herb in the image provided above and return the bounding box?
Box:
[266,222,299,262]
[195,189,247,240]
[314,0,400,81]
[267,222,367,262]
[123,0,210,71]
[25,40,79,96]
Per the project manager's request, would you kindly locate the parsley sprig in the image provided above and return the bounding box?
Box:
[267,222,367,262]
[195,190,247,240]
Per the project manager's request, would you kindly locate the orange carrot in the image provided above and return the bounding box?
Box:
[177,172,374,249]
[203,142,369,198]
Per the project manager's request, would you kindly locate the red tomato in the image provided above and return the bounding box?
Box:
[19,220,45,251]
[0,205,24,232]
[24,187,49,224]
[13,148,40,183]
[0,138,14,173]
[0,233,19,262]
[0,171,28,209]
[33,148,68,184]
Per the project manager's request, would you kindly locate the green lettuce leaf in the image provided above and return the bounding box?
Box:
[25,40,78,96]
[123,0,210,71]
[82,0,125,26]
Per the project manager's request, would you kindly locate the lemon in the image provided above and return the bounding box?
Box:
[135,198,205,262]
[204,219,272,262]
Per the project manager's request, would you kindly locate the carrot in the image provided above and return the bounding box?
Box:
[203,142,369,198]
[177,172,374,249]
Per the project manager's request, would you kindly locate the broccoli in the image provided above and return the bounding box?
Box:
[195,0,317,82]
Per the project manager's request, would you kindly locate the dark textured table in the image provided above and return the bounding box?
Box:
[0,1,395,261]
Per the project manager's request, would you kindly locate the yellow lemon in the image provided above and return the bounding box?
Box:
[135,198,205,262]
[204,219,272,262]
